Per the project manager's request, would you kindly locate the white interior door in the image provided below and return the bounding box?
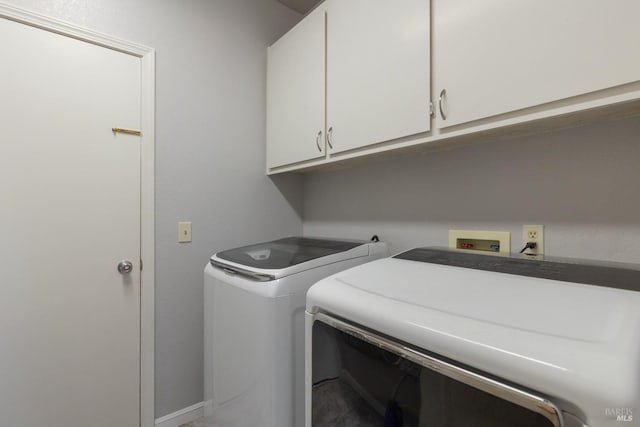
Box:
[0,17,141,427]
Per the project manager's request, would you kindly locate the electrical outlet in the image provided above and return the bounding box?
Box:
[522,225,544,255]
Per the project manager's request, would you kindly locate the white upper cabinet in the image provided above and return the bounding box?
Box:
[267,6,326,170]
[432,0,640,129]
[326,0,431,154]
[267,0,640,173]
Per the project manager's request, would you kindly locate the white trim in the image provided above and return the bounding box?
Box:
[0,3,156,427]
[155,402,204,427]
[0,2,151,55]
[140,49,156,427]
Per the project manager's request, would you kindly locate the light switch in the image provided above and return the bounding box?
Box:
[178,221,192,243]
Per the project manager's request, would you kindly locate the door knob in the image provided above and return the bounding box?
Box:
[117,260,134,274]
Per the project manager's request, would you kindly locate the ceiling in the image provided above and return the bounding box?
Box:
[277,0,320,14]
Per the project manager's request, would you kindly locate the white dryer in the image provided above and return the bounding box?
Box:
[306,248,640,427]
[204,237,387,427]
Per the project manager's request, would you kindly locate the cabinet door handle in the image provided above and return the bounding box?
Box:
[438,89,448,120]
[316,130,323,152]
[327,126,334,149]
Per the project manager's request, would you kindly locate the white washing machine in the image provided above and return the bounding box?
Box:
[203,236,388,427]
[306,247,640,427]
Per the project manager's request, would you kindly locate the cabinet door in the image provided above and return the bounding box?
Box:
[433,0,640,129]
[267,6,325,169]
[326,0,431,154]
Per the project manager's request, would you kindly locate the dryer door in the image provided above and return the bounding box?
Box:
[309,314,569,427]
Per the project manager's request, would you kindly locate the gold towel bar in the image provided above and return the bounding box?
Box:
[112,128,141,136]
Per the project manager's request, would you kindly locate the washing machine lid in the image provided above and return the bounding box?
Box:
[211,237,369,280]
[306,248,640,425]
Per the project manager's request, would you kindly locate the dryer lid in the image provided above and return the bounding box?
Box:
[215,237,364,270]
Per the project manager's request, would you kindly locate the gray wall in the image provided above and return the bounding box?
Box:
[4,0,303,418]
[304,116,640,263]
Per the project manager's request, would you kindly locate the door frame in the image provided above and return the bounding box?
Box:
[0,3,156,426]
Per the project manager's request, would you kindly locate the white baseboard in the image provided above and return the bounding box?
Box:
[155,402,204,427]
